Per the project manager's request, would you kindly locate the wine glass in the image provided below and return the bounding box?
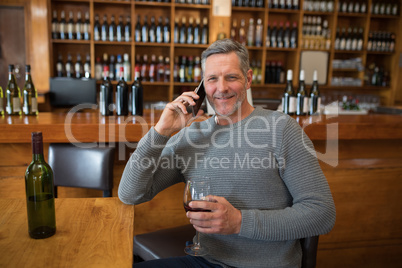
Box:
[183,177,211,256]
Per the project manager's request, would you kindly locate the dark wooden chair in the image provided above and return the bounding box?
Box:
[134,224,319,268]
[48,143,115,197]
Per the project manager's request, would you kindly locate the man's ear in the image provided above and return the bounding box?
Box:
[246,69,253,88]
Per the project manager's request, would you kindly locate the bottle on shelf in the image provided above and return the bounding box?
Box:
[51,10,59,39]
[109,55,115,81]
[25,132,56,239]
[282,69,295,115]
[115,54,123,80]
[283,21,290,48]
[95,57,103,80]
[217,20,227,41]
[131,65,144,116]
[100,65,114,116]
[135,15,141,42]
[309,70,321,115]
[74,53,83,79]
[123,53,131,82]
[180,17,187,44]
[65,53,74,78]
[163,17,170,43]
[0,86,3,116]
[56,54,64,77]
[149,16,156,43]
[156,16,163,43]
[187,17,194,44]
[59,10,67,40]
[276,21,284,48]
[173,56,180,82]
[101,14,108,41]
[141,54,149,81]
[22,65,38,116]
[174,17,179,43]
[156,55,165,82]
[164,57,171,82]
[84,53,91,79]
[179,56,186,83]
[201,17,209,45]
[270,21,277,48]
[296,69,308,116]
[142,15,149,43]
[67,11,75,40]
[125,15,131,42]
[116,15,124,42]
[83,11,90,40]
[149,54,156,82]
[76,11,83,40]
[231,19,238,41]
[116,66,129,116]
[193,56,201,83]
[102,53,109,78]
[186,56,194,82]
[109,15,116,42]
[6,64,21,116]
[247,18,255,46]
[94,14,101,41]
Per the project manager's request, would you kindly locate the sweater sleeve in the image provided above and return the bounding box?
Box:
[239,117,336,241]
[118,127,184,205]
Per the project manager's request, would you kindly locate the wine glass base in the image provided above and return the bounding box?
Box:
[184,244,209,256]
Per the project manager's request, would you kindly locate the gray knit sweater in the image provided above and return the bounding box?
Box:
[119,107,336,268]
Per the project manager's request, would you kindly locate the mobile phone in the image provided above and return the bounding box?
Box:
[192,79,206,117]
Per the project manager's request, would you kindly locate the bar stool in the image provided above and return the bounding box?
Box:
[48,143,115,197]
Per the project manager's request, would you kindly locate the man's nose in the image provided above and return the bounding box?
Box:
[216,79,228,92]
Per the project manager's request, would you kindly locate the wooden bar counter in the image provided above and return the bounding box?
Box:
[1,111,402,267]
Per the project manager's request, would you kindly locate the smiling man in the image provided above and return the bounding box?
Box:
[119,39,336,268]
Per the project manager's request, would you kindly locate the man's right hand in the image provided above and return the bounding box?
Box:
[154,91,204,137]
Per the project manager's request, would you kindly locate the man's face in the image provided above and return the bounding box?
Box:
[203,52,252,120]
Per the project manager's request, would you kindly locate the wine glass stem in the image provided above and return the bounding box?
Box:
[194,230,201,249]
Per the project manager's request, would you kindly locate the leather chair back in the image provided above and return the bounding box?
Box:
[48,143,115,197]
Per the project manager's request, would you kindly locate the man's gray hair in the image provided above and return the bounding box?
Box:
[201,39,250,79]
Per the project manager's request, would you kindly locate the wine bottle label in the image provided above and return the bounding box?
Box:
[13,97,21,112]
[289,96,296,113]
[303,97,309,113]
[317,97,321,111]
[0,98,3,112]
[31,98,38,113]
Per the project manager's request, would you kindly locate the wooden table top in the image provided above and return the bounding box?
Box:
[0,197,134,268]
[1,111,402,143]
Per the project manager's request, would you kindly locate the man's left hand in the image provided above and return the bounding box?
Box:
[186,195,242,235]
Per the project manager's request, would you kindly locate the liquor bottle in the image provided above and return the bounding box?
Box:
[309,70,320,115]
[142,16,149,43]
[164,57,171,82]
[115,54,123,79]
[74,53,83,79]
[282,69,295,115]
[109,15,116,42]
[231,19,238,41]
[100,65,114,116]
[83,11,90,40]
[217,20,227,41]
[186,56,194,82]
[187,17,194,44]
[163,17,170,43]
[75,11,83,40]
[116,15,124,42]
[95,57,103,80]
[270,61,277,83]
[277,21,284,48]
[131,66,144,116]
[116,66,129,116]
[270,21,277,48]
[84,53,91,78]
[179,56,187,82]
[67,11,75,40]
[6,65,22,115]
[0,86,3,116]
[193,56,201,83]
[174,17,179,43]
[238,19,246,46]
[149,16,156,43]
[123,53,131,82]
[141,54,149,81]
[94,14,101,41]
[255,18,263,47]
[283,21,290,48]
[247,18,255,46]
[156,16,163,43]
[296,69,308,116]
[351,27,358,50]
[65,53,74,78]
[149,54,156,82]
[135,15,142,42]
[22,65,38,116]
[339,27,346,50]
[109,54,115,81]
[51,10,59,39]
[173,56,180,82]
[201,17,209,45]
[156,55,165,82]
[56,54,64,77]
[102,53,109,78]
[277,61,285,84]
[345,27,352,50]
[125,15,131,42]
[179,17,187,44]
[101,14,108,41]
[59,11,67,40]
[25,132,56,239]
[266,22,271,47]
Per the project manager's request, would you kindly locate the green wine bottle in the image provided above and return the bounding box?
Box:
[0,86,4,116]
[6,64,22,115]
[23,65,38,116]
[25,132,56,239]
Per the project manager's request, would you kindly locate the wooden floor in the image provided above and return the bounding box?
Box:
[1,140,401,268]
